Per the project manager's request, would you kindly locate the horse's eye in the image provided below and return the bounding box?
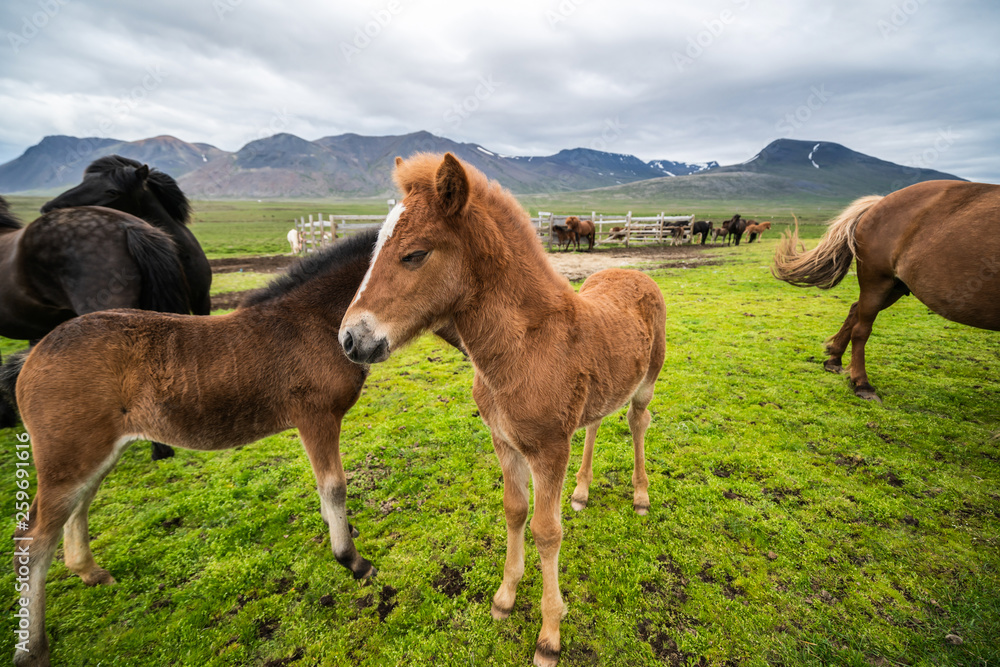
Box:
[402,250,429,264]
[106,189,121,197]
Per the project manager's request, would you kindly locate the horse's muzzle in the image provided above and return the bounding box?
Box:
[339,321,390,365]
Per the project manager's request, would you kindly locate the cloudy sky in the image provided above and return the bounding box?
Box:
[2,0,998,181]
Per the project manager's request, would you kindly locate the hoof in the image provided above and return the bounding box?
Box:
[634,504,650,516]
[348,523,360,538]
[823,360,844,374]
[353,562,377,580]
[533,642,560,667]
[854,388,882,403]
[81,567,116,586]
[570,496,587,512]
[490,601,512,620]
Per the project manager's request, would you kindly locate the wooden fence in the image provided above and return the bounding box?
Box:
[532,212,696,249]
[291,210,699,254]
[293,214,384,253]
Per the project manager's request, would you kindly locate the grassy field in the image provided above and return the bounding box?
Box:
[1,222,997,666]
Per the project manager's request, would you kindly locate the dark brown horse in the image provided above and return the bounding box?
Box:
[0,196,190,455]
[8,229,462,666]
[724,214,747,245]
[42,155,212,315]
[773,180,1000,401]
[551,224,574,251]
[340,153,666,667]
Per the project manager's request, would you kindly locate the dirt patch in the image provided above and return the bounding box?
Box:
[210,255,296,274]
[546,243,724,282]
[433,564,469,598]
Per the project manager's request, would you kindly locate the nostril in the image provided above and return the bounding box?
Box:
[342,330,354,355]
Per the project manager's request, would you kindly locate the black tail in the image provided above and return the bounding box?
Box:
[123,221,191,314]
[0,350,29,426]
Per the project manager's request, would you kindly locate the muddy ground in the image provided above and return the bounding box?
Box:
[209,242,726,311]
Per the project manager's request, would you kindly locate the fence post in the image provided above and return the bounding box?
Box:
[625,211,632,249]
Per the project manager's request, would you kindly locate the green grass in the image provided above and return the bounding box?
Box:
[1,235,997,666]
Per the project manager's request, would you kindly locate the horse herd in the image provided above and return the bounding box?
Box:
[552,214,772,252]
[1,152,997,667]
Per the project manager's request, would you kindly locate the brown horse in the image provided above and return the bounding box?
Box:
[773,180,1000,401]
[745,220,771,243]
[565,215,595,252]
[339,153,666,667]
[8,230,461,666]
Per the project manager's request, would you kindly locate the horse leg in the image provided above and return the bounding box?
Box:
[628,384,654,514]
[13,434,127,667]
[63,476,117,586]
[570,420,602,511]
[823,302,859,373]
[847,279,908,402]
[298,415,374,580]
[527,442,571,667]
[0,351,16,429]
[490,434,530,620]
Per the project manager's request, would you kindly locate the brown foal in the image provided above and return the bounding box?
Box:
[11,230,391,667]
[339,153,666,666]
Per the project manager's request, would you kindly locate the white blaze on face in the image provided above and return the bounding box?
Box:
[352,202,405,306]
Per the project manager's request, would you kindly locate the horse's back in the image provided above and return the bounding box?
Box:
[578,268,666,358]
[859,180,1000,329]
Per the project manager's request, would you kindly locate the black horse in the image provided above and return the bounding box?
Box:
[0,196,188,457]
[42,155,212,315]
[724,214,747,246]
[690,220,713,245]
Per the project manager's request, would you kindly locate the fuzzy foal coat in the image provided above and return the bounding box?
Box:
[340,153,666,667]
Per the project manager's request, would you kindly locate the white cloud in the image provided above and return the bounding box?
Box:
[1,0,997,181]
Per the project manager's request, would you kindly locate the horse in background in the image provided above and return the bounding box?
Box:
[565,215,595,252]
[0,195,190,459]
[773,180,999,402]
[42,155,212,315]
[340,153,666,667]
[287,228,302,254]
[711,224,729,244]
[746,220,771,243]
[690,220,713,245]
[723,214,747,245]
[551,224,574,251]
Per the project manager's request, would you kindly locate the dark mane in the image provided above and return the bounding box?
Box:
[241,229,378,307]
[0,195,23,230]
[85,155,191,225]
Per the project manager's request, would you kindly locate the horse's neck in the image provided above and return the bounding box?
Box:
[453,221,576,383]
[139,197,184,233]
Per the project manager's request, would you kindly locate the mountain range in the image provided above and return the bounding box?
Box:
[0,132,963,200]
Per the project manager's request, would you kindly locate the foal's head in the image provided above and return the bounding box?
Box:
[340,153,484,364]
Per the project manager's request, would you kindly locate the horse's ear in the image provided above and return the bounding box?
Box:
[136,164,150,180]
[395,156,404,167]
[435,153,469,218]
